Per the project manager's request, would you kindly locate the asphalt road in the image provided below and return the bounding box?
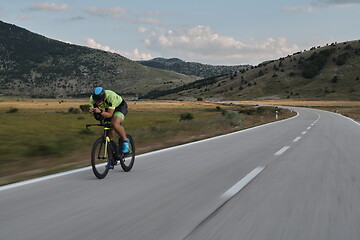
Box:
[1,107,360,240]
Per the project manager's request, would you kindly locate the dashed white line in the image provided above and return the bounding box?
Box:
[307,127,311,130]
[293,137,301,142]
[301,131,307,135]
[274,146,290,156]
[222,166,265,200]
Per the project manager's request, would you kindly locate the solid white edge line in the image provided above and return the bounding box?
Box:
[0,110,300,191]
[274,146,290,156]
[222,166,265,200]
[137,111,300,158]
[0,166,92,192]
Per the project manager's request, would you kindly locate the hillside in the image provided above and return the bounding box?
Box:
[142,40,360,101]
[137,57,251,78]
[0,20,195,98]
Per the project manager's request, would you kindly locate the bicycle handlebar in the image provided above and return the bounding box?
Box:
[85,122,113,129]
[86,113,113,129]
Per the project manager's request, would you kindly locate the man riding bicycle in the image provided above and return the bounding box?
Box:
[89,87,130,158]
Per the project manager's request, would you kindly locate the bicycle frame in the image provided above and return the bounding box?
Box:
[86,121,113,158]
[87,115,135,178]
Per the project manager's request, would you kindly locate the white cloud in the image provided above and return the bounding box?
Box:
[85,38,114,52]
[84,7,126,19]
[84,38,152,61]
[122,48,152,61]
[138,27,147,33]
[63,16,85,22]
[312,0,360,5]
[143,25,299,65]
[283,0,359,14]
[29,2,69,11]
[129,17,167,27]
[19,15,38,21]
[281,6,315,12]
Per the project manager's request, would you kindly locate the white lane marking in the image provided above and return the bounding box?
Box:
[0,167,92,192]
[222,166,265,200]
[293,137,301,142]
[274,146,290,156]
[307,127,311,130]
[301,131,307,135]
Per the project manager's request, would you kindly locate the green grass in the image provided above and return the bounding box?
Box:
[0,100,294,185]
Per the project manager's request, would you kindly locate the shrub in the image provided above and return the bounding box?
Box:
[79,104,91,112]
[332,76,338,83]
[336,53,348,66]
[222,110,244,126]
[68,107,81,114]
[300,49,334,78]
[180,113,194,121]
[6,108,19,114]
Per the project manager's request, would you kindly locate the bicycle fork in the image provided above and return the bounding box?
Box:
[102,127,112,159]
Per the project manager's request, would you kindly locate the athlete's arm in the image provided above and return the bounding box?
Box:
[91,107,114,118]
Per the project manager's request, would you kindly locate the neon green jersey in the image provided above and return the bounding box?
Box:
[90,90,123,109]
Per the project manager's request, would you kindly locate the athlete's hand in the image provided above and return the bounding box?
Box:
[89,108,101,114]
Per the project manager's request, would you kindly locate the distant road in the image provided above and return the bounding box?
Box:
[1,107,360,240]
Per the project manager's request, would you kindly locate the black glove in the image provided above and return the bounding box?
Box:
[94,113,104,121]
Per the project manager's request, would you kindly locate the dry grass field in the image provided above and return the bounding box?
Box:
[5,98,356,185]
[224,100,360,122]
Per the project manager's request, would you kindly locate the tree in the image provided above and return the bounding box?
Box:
[332,76,338,83]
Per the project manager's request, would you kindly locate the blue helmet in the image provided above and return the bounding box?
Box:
[92,87,106,102]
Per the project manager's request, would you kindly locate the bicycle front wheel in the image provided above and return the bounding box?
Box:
[120,134,135,172]
[91,137,114,179]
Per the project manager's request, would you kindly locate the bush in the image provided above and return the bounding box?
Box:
[79,104,91,112]
[6,108,19,114]
[68,107,81,114]
[332,76,338,83]
[300,49,334,78]
[336,53,348,66]
[222,110,244,126]
[180,113,194,121]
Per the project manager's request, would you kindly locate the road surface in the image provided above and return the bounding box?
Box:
[1,107,360,240]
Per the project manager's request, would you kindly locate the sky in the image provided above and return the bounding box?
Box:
[1,0,360,65]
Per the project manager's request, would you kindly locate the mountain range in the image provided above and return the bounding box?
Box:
[0,20,195,98]
[1,20,360,101]
[137,58,250,78]
[142,40,360,101]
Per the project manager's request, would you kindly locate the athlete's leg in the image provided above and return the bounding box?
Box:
[107,129,114,140]
[112,116,127,141]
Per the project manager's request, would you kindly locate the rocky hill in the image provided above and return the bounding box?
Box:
[142,40,360,101]
[0,20,195,98]
[137,57,251,78]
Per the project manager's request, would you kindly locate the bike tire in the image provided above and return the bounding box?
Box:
[91,137,114,179]
[120,134,135,172]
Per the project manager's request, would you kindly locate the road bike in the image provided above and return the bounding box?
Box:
[86,116,135,179]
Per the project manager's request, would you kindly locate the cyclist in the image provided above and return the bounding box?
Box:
[89,87,130,159]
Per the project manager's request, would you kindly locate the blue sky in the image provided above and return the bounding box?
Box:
[1,0,359,65]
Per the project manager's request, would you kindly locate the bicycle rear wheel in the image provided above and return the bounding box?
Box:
[91,137,114,179]
[120,134,135,172]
